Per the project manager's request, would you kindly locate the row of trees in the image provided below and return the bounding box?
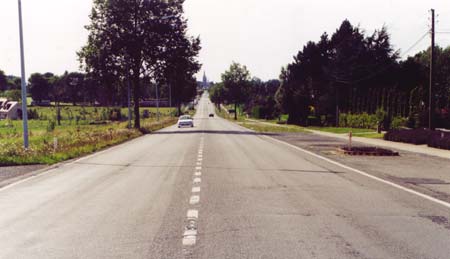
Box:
[209,63,280,120]
[210,20,450,129]
[0,70,22,91]
[1,0,201,130]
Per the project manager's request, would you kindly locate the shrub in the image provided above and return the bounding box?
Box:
[383,128,450,150]
[391,117,408,130]
[339,112,377,129]
[384,128,431,145]
[3,90,22,101]
[47,120,56,132]
[251,106,261,119]
[27,109,39,120]
[428,130,450,150]
[110,109,122,121]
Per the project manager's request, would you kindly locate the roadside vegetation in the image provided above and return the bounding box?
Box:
[0,107,179,166]
[209,19,450,148]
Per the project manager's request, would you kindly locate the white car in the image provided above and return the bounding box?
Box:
[178,115,194,128]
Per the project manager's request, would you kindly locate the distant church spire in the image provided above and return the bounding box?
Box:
[202,71,209,89]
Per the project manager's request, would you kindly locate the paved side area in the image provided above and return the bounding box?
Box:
[271,132,450,204]
[246,118,450,160]
[308,129,450,160]
[0,165,47,188]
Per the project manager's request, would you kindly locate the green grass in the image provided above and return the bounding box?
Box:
[214,106,383,137]
[237,122,308,133]
[352,132,385,139]
[26,106,176,122]
[0,115,177,166]
[308,127,376,134]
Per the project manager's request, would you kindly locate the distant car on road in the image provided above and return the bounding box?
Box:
[209,113,214,117]
[178,115,194,128]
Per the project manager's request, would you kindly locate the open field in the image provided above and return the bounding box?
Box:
[0,106,180,166]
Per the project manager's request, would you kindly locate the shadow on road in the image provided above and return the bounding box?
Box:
[153,130,278,136]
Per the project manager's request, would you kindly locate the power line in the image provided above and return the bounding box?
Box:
[399,31,430,58]
[337,30,430,85]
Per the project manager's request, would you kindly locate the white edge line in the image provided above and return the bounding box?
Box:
[265,136,450,209]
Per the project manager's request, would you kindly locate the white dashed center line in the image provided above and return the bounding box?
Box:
[190,195,200,205]
[187,209,199,219]
[183,135,206,247]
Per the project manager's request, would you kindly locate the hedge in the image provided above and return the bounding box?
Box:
[384,128,450,150]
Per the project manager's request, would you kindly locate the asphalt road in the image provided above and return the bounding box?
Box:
[0,93,449,259]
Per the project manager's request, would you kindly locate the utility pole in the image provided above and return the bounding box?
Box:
[127,77,132,129]
[429,9,435,130]
[155,83,160,121]
[169,83,172,114]
[18,0,29,148]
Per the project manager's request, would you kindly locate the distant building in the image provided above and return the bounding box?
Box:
[198,71,211,90]
[0,98,20,120]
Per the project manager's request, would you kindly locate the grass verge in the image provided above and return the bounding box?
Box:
[0,117,177,166]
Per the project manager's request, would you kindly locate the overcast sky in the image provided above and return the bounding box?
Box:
[1,0,450,82]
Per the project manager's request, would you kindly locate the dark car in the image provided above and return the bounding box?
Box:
[209,113,214,117]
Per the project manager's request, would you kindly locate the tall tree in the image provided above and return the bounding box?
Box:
[0,70,7,92]
[28,73,54,102]
[79,0,197,128]
[221,62,251,120]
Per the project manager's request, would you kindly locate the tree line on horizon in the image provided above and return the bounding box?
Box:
[1,0,201,129]
[210,20,450,129]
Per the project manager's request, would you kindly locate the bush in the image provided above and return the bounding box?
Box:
[47,120,56,132]
[391,117,408,130]
[427,130,450,150]
[384,128,450,150]
[339,112,378,129]
[27,109,39,120]
[251,106,261,119]
[4,90,22,101]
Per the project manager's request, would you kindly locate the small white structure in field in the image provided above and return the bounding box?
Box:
[0,98,20,120]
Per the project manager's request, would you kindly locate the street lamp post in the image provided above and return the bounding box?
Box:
[18,0,29,148]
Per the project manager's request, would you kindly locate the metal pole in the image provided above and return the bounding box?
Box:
[169,83,172,115]
[156,83,160,121]
[429,9,435,130]
[127,77,132,129]
[18,0,29,148]
[169,83,172,107]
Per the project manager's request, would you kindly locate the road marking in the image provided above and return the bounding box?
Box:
[192,186,201,193]
[266,136,450,209]
[194,171,202,176]
[187,209,199,219]
[190,195,200,204]
[193,178,201,184]
[182,235,196,246]
[184,229,197,236]
[197,158,203,162]
[196,162,202,166]
[195,166,202,170]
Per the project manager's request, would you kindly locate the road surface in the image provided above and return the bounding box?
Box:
[0,93,449,258]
